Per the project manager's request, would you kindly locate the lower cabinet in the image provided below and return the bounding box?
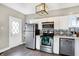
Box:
[36,36,41,50]
[75,38,79,56]
[53,36,60,54]
[36,36,75,56]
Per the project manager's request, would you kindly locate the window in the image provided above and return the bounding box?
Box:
[76,17,79,27]
[12,21,19,34]
[69,16,77,27]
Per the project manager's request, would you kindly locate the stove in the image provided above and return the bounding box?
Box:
[40,22,54,53]
[40,35,53,53]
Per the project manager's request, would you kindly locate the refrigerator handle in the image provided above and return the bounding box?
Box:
[33,25,34,38]
[33,32,34,38]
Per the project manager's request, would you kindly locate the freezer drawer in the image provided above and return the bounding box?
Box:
[25,32,35,49]
[59,38,75,56]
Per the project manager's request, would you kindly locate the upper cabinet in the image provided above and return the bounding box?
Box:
[54,17,60,29]
[28,15,79,30]
[68,16,79,27]
[59,16,69,29]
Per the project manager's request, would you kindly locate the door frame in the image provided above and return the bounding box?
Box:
[9,16,22,48]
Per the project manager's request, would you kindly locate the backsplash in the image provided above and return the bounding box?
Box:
[54,29,73,36]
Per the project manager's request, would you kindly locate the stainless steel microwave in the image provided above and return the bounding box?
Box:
[42,22,54,28]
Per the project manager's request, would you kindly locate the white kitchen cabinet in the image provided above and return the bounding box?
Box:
[59,16,69,29]
[54,16,69,30]
[53,36,60,54]
[38,22,42,30]
[36,35,41,50]
[75,38,79,56]
[54,17,60,29]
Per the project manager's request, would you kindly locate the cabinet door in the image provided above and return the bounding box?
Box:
[36,36,41,50]
[75,38,79,56]
[59,16,69,29]
[54,17,60,29]
[53,36,59,54]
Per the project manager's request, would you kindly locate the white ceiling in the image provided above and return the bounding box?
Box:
[2,3,79,14]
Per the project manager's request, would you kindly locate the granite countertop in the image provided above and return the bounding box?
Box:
[54,35,79,39]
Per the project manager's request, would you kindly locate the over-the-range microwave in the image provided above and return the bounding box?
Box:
[42,22,54,28]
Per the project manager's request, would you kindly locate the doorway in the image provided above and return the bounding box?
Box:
[9,16,22,48]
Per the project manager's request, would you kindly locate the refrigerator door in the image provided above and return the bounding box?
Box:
[25,31,35,49]
[25,24,35,32]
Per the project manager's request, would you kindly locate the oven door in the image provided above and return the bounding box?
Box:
[41,36,52,46]
[40,36,53,53]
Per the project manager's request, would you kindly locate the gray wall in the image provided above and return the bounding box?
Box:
[0,4,25,49]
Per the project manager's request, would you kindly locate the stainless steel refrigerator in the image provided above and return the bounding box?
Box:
[24,24,37,49]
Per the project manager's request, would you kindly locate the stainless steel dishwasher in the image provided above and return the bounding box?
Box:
[59,38,75,56]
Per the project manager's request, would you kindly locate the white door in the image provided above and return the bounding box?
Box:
[9,16,22,48]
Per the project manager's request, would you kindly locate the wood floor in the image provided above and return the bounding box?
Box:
[0,44,60,56]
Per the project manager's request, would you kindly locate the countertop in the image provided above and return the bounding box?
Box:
[54,35,79,39]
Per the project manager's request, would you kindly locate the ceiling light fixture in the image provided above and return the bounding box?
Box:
[35,3,48,16]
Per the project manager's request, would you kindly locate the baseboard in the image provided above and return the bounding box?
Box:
[0,42,24,53]
[0,47,11,54]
